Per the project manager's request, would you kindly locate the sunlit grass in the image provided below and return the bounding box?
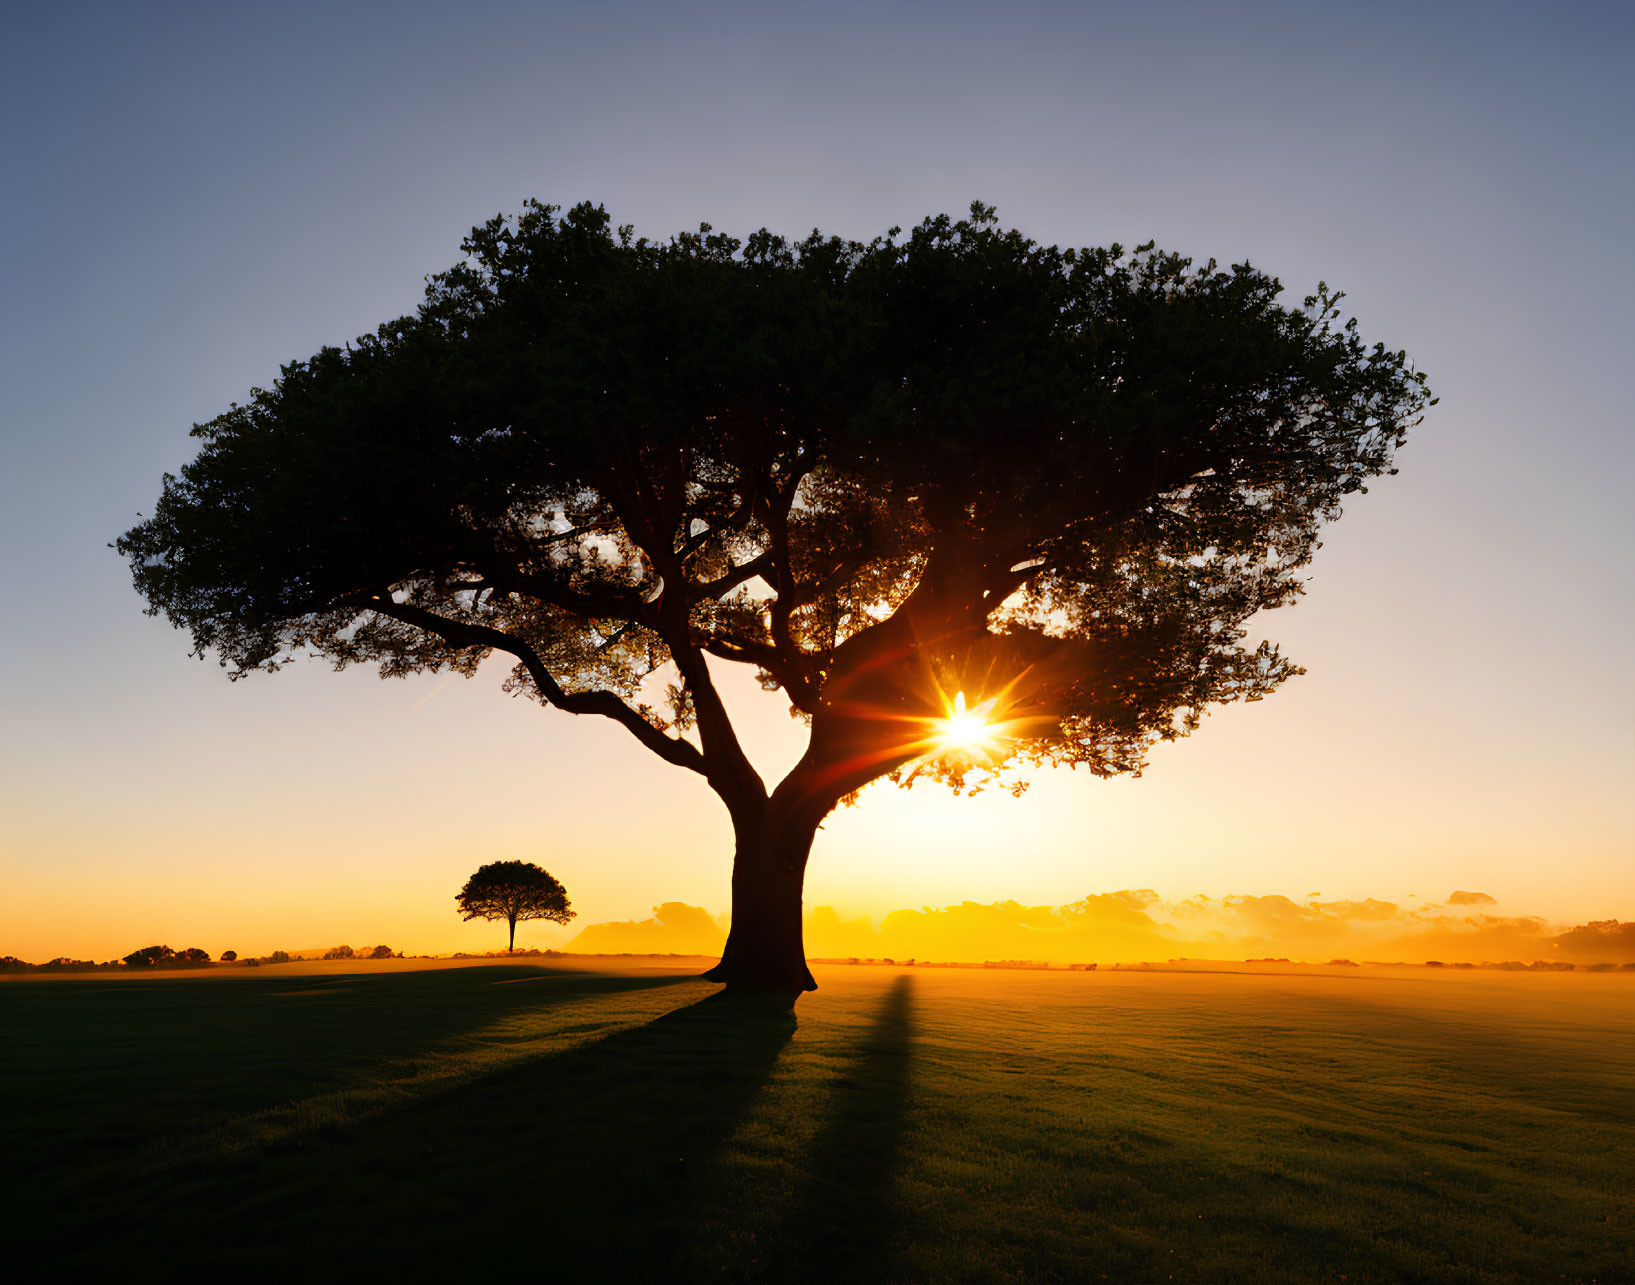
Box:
[4,963,1631,1280]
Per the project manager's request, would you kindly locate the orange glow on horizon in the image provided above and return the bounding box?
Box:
[4,661,1630,967]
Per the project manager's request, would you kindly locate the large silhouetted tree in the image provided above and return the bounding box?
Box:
[119,201,1430,994]
[456,860,575,952]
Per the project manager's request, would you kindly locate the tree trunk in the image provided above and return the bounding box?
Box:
[508,915,516,953]
[703,799,821,994]
[700,628,933,997]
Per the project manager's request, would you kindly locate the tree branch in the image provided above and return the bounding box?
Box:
[693,631,821,713]
[494,566,654,623]
[442,525,656,623]
[367,595,708,777]
[595,464,769,801]
[690,551,774,602]
[760,476,805,668]
[789,547,873,609]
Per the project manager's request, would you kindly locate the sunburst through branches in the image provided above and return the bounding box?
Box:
[890,672,1050,797]
[937,691,994,753]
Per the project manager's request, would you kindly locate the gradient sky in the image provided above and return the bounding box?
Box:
[3,0,1630,962]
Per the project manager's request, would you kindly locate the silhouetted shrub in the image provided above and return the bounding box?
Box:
[265,950,291,964]
[1328,959,1358,966]
[0,956,32,972]
[1528,960,1574,972]
[366,945,394,959]
[177,947,211,966]
[124,945,175,968]
[220,950,237,962]
[323,945,355,960]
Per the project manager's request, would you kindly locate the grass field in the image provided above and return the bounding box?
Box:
[5,960,1631,1281]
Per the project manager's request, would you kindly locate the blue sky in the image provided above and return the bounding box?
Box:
[2,1,1630,959]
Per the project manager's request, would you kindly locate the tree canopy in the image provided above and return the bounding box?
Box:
[120,201,1430,992]
[455,860,575,952]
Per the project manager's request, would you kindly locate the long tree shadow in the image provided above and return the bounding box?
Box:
[7,964,704,1170]
[795,973,916,1281]
[66,986,797,1279]
[700,973,916,1283]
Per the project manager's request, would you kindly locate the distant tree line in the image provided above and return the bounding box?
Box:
[0,944,401,972]
[0,956,125,973]
[123,945,213,967]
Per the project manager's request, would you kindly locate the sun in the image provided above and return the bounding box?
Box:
[896,677,1039,791]
[937,691,993,753]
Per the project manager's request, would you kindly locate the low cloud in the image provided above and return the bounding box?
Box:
[859,895,1174,965]
[564,892,1635,966]
[1553,920,1635,962]
[566,902,725,956]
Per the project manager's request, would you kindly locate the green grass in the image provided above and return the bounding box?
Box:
[4,962,1631,1281]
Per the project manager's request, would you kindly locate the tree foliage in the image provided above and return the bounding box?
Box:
[455,861,575,952]
[121,201,1427,787]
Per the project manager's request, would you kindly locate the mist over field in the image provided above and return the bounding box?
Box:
[569,890,1635,967]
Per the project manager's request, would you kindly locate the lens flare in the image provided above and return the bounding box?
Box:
[938,691,994,753]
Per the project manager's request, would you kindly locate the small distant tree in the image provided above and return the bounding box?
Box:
[323,945,355,960]
[456,861,575,952]
[367,945,394,959]
[177,947,211,966]
[220,950,238,962]
[124,945,175,968]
